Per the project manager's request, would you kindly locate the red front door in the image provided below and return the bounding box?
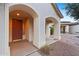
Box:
[12,19,23,41]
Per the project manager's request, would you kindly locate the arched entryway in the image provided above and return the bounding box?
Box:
[61,25,69,33]
[45,17,59,45]
[61,25,66,33]
[9,4,38,56]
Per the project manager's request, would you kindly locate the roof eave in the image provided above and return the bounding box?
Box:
[51,3,63,18]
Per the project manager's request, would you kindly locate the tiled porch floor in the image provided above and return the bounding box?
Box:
[10,40,38,56]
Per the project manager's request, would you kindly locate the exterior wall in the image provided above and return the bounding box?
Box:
[28,4,60,47]
[0,3,5,55]
[0,3,61,55]
[23,18,33,42]
[9,17,12,42]
[69,25,79,34]
[65,25,69,33]
[0,4,10,55]
[23,18,30,41]
[54,21,60,40]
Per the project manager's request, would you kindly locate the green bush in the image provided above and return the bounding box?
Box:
[50,26,54,35]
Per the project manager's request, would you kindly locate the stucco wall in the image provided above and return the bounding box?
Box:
[23,18,33,42]
[65,25,69,33]
[69,25,79,34]
[0,3,61,55]
[27,3,60,47]
[7,3,61,48]
[0,3,5,55]
[9,17,12,42]
[0,4,10,55]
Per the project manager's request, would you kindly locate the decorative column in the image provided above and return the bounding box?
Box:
[54,21,61,40]
[33,17,46,48]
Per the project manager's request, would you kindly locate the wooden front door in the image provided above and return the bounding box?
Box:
[12,19,23,41]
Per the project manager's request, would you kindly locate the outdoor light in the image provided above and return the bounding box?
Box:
[16,13,20,16]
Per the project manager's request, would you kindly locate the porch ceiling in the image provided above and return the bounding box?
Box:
[9,10,32,19]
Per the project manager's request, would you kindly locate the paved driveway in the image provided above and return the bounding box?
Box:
[49,33,79,56]
[61,33,79,47]
[28,33,79,56]
[31,33,79,56]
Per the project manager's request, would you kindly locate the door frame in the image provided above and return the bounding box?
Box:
[12,18,23,42]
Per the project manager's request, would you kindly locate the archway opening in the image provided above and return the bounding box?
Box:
[61,25,66,33]
[9,4,38,56]
[45,17,58,45]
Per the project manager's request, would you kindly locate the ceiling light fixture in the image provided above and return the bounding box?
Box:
[17,13,20,16]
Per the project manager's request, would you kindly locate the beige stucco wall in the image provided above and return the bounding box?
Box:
[0,3,61,55]
[65,25,69,33]
[23,18,33,42]
[9,17,12,42]
[69,25,79,34]
[7,3,61,47]
[0,4,10,55]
